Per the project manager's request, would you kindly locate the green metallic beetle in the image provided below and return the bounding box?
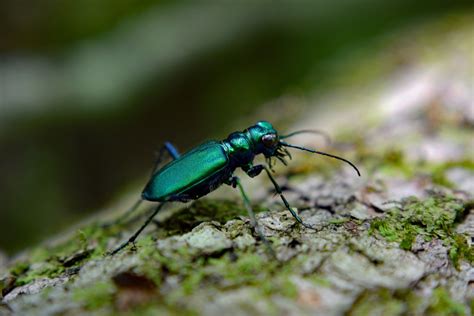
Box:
[111,121,360,255]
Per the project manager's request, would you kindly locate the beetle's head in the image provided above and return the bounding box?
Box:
[246,121,277,156]
[246,121,291,169]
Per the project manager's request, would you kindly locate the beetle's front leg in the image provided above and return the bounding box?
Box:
[244,164,316,230]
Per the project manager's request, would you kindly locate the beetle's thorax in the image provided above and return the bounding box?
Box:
[222,120,279,166]
[222,131,255,166]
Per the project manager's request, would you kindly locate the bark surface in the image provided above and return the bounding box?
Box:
[1,15,473,316]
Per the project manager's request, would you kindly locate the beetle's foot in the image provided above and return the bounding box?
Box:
[108,243,126,256]
[300,221,320,231]
[294,215,325,232]
[226,176,239,188]
[108,237,135,256]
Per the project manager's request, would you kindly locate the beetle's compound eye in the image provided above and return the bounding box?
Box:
[261,134,278,147]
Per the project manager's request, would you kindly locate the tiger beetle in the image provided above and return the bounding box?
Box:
[110,121,360,256]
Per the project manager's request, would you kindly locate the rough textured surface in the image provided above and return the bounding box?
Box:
[1,15,473,316]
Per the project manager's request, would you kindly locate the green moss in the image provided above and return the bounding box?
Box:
[9,262,30,277]
[308,275,331,287]
[181,268,206,295]
[152,250,298,304]
[15,262,65,286]
[370,195,471,267]
[377,149,414,177]
[431,160,474,189]
[449,234,474,269]
[398,230,416,250]
[155,199,264,238]
[348,287,466,316]
[9,257,67,287]
[425,287,467,316]
[72,281,115,310]
[136,235,208,290]
[348,288,406,316]
[211,253,297,298]
[7,222,121,287]
[370,195,464,242]
[135,236,164,286]
[76,223,123,258]
[213,253,275,285]
[119,304,198,316]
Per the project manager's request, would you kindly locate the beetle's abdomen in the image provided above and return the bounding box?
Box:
[142,141,229,201]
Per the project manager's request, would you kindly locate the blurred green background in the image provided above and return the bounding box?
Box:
[0,1,471,253]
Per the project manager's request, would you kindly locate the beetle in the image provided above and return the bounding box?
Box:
[110,121,360,255]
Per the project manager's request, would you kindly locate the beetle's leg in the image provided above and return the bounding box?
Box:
[107,142,180,227]
[225,176,238,188]
[109,202,167,255]
[233,177,276,259]
[243,164,264,178]
[256,165,315,230]
[150,141,181,177]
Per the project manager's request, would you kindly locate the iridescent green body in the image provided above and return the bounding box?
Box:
[142,121,278,202]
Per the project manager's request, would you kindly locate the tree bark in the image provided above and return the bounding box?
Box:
[1,14,472,316]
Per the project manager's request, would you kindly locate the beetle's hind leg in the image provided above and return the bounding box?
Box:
[232,177,276,259]
[149,142,181,177]
[105,142,181,228]
[109,202,167,255]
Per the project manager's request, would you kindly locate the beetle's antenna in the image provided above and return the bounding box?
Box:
[280,141,361,176]
[280,130,331,145]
